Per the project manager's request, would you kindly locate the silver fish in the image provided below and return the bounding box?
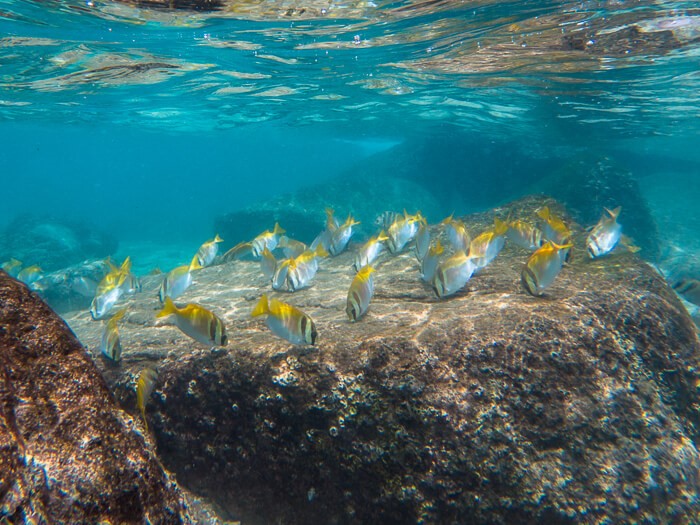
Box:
[432,252,476,298]
[157,297,227,347]
[414,221,431,262]
[329,215,359,256]
[587,207,622,258]
[100,308,127,362]
[387,212,420,253]
[251,294,317,346]
[346,266,375,321]
[521,241,573,296]
[354,231,388,272]
[91,285,123,320]
[158,255,201,304]
[421,239,445,283]
[196,234,223,267]
[251,223,285,259]
[506,220,543,250]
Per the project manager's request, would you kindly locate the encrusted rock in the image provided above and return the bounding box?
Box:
[0,273,190,524]
[67,196,700,524]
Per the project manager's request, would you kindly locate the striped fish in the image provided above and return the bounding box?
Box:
[158,254,202,304]
[441,215,471,252]
[136,367,158,432]
[432,252,476,298]
[374,211,401,231]
[521,241,573,296]
[251,223,286,259]
[586,207,622,258]
[196,234,223,267]
[354,231,388,272]
[101,308,127,362]
[156,297,227,347]
[673,278,700,306]
[421,239,445,283]
[251,294,317,345]
[506,220,543,250]
[346,266,375,321]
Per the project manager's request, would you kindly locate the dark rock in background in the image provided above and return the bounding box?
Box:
[67,196,700,525]
[0,272,190,524]
[532,155,661,260]
[0,215,118,273]
[214,175,443,250]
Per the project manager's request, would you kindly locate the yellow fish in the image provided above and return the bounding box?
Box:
[101,307,127,362]
[136,367,158,432]
[222,241,254,262]
[386,211,420,254]
[354,231,388,272]
[521,241,573,296]
[1,258,22,278]
[347,265,375,321]
[469,218,508,270]
[432,252,476,298]
[17,264,43,285]
[196,234,223,267]
[251,294,317,345]
[536,206,571,244]
[287,245,329,291]
[329,214,360,256]
[252,223,286,259]
[507,220,543,250]
[157,297,227,347]
[441,215,471,252]
[421,239,445,283]
[158,254,202,303]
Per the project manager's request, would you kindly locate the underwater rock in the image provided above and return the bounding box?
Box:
[0,215,117,273]
[66,196,700,525]
[0,273,190,524]
[214,175,442,251]
[533,155,660,261]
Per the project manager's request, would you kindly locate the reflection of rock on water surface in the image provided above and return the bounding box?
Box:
[66,196,700,524]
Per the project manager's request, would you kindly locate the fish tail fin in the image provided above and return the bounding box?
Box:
[553,241,574,251]
[273,222,286,235]
[314,244,330,258]
[156,296,177,318]
[189,254,203,271]
[440,213,454,225]
[493,217,508,235]
[606,206,622,219]
[120,256,132,274]
[377,230,389,242]
[214,234,223,243]
[112,307,128,322]
[358,265,375,280]
[251,294,270,317]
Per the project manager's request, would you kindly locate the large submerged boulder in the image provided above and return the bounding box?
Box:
[0,215,117,273]
[0,273,190,524]
[66,196,700,524]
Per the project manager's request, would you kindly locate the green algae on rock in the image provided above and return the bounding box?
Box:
[66,196,700,524]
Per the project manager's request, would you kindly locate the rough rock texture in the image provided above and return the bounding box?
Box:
[0,273,190,524]
[214,174,443,251]
[67,196,700,524]
[0,215,117,273]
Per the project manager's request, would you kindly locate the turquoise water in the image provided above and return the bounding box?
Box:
[1,0,699,273]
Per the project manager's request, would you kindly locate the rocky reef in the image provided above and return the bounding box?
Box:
[64,196,700,524]
[0,273,191,524]
[0,215,117,273]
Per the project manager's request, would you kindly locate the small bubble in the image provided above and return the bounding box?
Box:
[329,426,339,437]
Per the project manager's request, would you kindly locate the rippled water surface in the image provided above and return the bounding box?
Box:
[1,0,699,262]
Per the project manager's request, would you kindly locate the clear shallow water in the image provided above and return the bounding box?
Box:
[1,0,699,272]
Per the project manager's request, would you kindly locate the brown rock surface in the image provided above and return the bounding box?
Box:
[66,196,700,524]
[0,273,191,524]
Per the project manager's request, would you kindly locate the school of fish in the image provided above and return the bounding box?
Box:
[2,205,639,432]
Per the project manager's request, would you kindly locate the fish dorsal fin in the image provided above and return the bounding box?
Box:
[376,231,389,242]
[156,296,178,318]
[214,234,223,243]
[536,206,550,221]
[314,244,329,258]
[120,256,132,274]
[251,294,270,317]
[189,254,202,271]
[493,217,508,236]
[605,206,622,220]
[273,223,286,235]
[357,265,375,281]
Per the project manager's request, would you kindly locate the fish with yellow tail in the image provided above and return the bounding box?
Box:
[101,307,128,362]
[136,367,158,432]
[521,241,573,296]
[17,265,43,286]
[506,220,543,251]
[252,223,286,259]
[441,215,471,252]
[156,297,227,347]
[158,254,202,304]
[261,247,278,281]
[432,252,476,298]
[278,236,307,259]
[586,207,622,258]
[354,231,388,272]
[310,208,340,252]
[1,258,22,278]
[196,234,223,267]
[536,206,572,263]
[91,273,127,320]
[386,211,421,253]
[286,245,329,291]
[468,217,508,271]
[222,241,254,262]
[421,239,445,283]
[329,214,360,256]
[347,265,375,321]
[414,219,431,262]
[251,294,317,345]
